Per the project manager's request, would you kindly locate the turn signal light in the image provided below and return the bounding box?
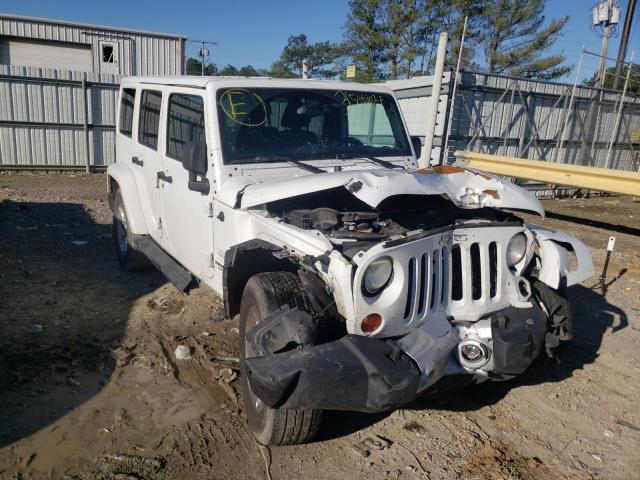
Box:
[361,313,382,333]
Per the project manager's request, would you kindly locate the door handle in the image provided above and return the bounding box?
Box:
[156,171,173,187]
[132,156,143,166]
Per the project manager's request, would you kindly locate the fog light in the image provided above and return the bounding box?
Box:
[458,340,489,368]
[361,313,382,333]
[461,343,483,361]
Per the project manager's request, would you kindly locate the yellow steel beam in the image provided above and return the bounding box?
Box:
[453,151,640,197]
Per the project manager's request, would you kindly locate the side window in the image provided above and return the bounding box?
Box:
[167,94,205,161]
[119,88,135,137]
[138,90,162,150]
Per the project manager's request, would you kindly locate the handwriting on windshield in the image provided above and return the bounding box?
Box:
[335,90,385,106]
[219,89,267,127]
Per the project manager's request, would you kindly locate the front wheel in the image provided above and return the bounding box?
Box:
[239,271,322,446]
[112,190,150,271]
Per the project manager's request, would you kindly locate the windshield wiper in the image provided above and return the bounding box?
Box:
[289,159,324,174]
[336,152,403,169]
[242,155,323,174]
[363,156,403,169]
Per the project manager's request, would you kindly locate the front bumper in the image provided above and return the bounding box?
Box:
[243,304,549,413]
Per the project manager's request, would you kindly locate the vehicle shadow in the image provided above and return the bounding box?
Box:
[415,283,628,412]
[318,283,627,440]
[0,200,163,448]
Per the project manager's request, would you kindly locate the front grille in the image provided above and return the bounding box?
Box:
[403,246,449,322]
[402,235,506,324]
[354,224,524,336]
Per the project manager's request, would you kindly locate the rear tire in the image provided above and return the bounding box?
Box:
[112,189,150,271]
[239,271,322,446]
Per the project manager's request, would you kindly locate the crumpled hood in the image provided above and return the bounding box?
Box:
[227,165,544,217]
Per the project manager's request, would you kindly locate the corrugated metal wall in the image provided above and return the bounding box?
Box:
[0,14,185,76]
[0,65,119,167]
[387,70,640,174]
[447,71,640,172]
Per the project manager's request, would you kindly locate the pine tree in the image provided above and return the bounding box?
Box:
[269,34,341,79]
[481,0,571,79]
[342,0,387,82]
[447,0,487,68]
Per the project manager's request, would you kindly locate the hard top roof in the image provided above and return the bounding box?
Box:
[121,76,394,93]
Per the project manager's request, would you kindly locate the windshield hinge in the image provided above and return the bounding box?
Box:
[207,202,214,218]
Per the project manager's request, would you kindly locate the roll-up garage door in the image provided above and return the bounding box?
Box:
[0,37,93,72]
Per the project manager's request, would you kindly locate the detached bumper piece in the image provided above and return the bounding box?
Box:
[490,305,547,376]
[243,335,421,413]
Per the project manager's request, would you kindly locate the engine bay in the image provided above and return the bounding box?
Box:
[265,187,517,256]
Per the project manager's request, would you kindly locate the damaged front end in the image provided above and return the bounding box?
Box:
[235,165,594,413]
[242,297,559,413]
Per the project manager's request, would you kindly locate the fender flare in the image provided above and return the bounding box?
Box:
[529,225,595,289]
[107,162,148,235]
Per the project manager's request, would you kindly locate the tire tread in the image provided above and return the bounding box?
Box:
[241,271,322,446]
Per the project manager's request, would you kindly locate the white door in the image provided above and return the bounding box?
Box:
[99,40,120,75]
[127,88,165,242]
[158,90,214,278]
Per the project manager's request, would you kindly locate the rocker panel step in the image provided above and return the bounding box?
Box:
[135,236,194,292]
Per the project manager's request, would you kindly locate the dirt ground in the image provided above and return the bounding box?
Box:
[1,172,639,480]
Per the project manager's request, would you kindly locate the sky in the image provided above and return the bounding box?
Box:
[1,0,639,81]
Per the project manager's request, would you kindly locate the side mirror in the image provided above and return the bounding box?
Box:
[411,136,423,160]
[181,141,210,194]
[181,141,207,175]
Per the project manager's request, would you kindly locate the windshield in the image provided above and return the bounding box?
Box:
[216,88,411,164]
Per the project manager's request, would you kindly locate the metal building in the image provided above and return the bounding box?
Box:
[0,13,186,76]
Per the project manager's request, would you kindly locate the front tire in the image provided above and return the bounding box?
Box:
[239,272,322,446]
[112,190,150,271]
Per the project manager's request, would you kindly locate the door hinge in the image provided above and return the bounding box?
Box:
[208,253,215,268]
[207,202,214,218]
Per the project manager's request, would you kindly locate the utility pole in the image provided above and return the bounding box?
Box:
[613,0,637,90]
[188,38,217,75]
[592,0,621,87]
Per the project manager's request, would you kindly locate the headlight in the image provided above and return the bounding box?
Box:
[362,256,393,295]
[506,232,528,267]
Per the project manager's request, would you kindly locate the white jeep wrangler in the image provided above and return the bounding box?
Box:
[107,76,594,446]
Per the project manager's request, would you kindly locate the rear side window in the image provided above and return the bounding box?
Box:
[119,88,135,137]
[167,94,205,160]
[138,90,162,150]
